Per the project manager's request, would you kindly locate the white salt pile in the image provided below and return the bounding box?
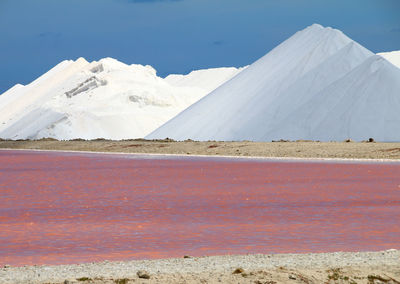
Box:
[0,59,242,140]
[148,24,400,142]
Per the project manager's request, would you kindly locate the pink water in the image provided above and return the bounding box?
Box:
[0,150,399,266]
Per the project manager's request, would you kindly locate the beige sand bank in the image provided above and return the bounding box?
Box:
[1,139,400,160]
[1,250,399,284]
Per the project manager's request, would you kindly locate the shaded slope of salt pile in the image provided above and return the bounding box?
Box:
[0,59,242,140]
[264,55,400,142]
[147,24,400,142]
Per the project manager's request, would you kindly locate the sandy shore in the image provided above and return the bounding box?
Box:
[1,139,400,160]
[1,250,399,284]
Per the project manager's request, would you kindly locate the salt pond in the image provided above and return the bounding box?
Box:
[0,150,399,266]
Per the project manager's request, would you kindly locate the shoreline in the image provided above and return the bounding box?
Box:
[1,140,400,161]
[3,147,400,164]
[1,250,399,283]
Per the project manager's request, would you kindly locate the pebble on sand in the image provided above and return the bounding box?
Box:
[232,268,245,274]
[137,270,151,279]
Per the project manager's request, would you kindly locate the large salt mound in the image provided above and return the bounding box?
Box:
[0,59,242,140]
[147,24,400,142]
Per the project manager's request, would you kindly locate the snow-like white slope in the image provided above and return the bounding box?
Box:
[147,24,400,142]
[0,59,86,129]
[378,50,400,68]
[0,83,24,98]
[263,55,400,142]
[0,58,242,140]
[0,84,25,117]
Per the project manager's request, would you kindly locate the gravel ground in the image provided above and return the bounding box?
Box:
[1,250,399,284]
[1,139,400,160]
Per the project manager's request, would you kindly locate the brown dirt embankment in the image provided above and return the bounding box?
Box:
[1,139,400,160]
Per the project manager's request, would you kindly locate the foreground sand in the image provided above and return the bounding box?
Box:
[1,250,399,284]
[1,139,400,160]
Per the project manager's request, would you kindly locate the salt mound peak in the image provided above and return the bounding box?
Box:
[96,57,131,71]
[75,57,89,64]
[147,24,400,142]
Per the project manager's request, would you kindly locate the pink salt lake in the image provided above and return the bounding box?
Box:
[0,150,399,266]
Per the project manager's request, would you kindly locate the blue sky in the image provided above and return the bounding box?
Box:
[0,0,399,93]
